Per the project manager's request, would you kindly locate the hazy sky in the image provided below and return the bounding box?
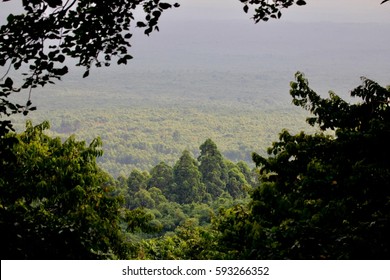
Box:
[0,0,389,23]
[163,0,390,23]
[0,0,389,95]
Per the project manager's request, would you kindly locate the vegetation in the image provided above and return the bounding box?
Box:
[2,74,389,260]
[9,93,311,177]
[1,126,254,259]
[0,121,139,259]
[141,74,390,260]
[1,0,389,260]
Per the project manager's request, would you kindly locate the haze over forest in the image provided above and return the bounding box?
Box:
[5,0,390,177]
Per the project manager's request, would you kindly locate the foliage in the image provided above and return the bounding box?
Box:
[129,74,390,260]
[11,97,310,177]
[140,219,226,260]
[148,162,175,198]
[213,204,253,259]
[240,0,306,23]
[240,0,388,23]
[0,121,145,259]
[126,169,150,201]
[198,139,229,199]
[118,140,255,241]
[172,150,206,204]
[220,73,390,259]
[226,167,251,199]
[0,0,180,134]
[1,0,388,261]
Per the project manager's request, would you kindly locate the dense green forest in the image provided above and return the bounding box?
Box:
[1,0,390,260]
[10,91,312,178]
[3,74,390,259]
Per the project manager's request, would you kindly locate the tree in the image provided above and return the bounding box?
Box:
[239,73,390,259]
[126,169,150,208]
[0,121,133,259]
[226,167,249,199]
[173,150,206,204]
[142,218,225,260]
[236,161,257,187]
[198,139,228,199]
[147,161,175,199]
[213,204,253,259]
[133,189,156,209]
[127,169,149,192]
[148,187,168,205]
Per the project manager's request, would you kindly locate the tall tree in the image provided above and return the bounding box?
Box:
[173,150,205,204]
[147,161,175,199]
[133,189,156,209]
[226,167,249,199]
[126,169,150,208]
[198,139,228,199]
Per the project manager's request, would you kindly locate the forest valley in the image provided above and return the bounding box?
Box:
[1,0,390,260]
[1,73,390,259]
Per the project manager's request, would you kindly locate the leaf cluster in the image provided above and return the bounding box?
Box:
[0,0,179,134]
[240,0,306,22]
[0,121,133,259]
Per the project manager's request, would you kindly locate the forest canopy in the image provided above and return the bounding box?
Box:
[2,74,389,259]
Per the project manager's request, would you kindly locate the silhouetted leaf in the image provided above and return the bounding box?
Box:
[159,3,172,10]
[4,77,13,88]
[136,21,147,28]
